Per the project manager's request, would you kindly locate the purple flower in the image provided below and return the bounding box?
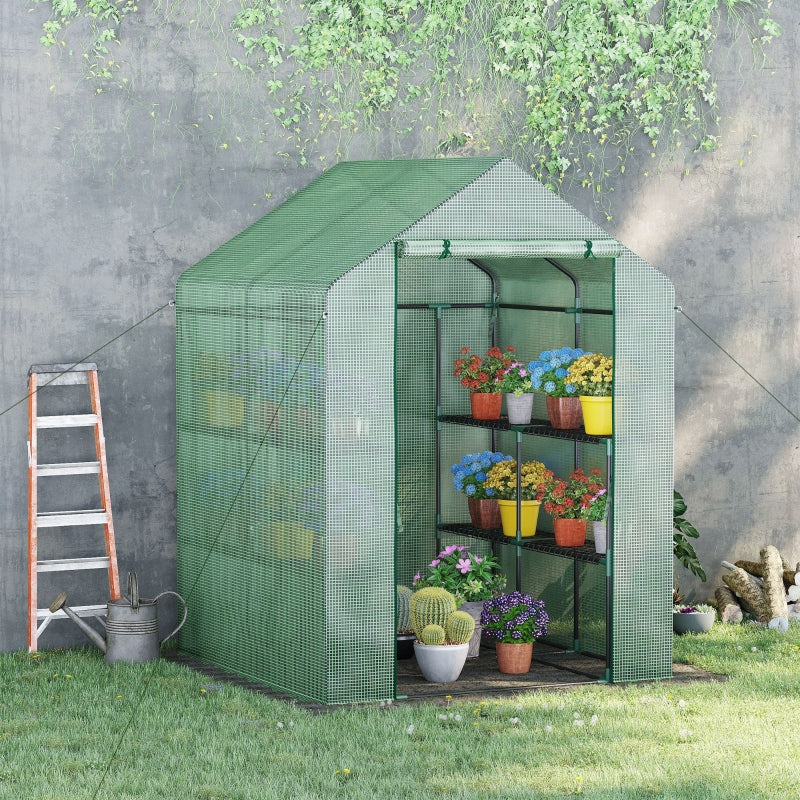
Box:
[456,558,472,574]
[429,558,440,568]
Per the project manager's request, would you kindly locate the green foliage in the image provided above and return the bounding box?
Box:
[674,489,706,582]
[29,0,780,210]
[419,623,446,645]
[409,586,457,639]
[445,609,475,645]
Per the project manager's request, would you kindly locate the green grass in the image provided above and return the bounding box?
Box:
[2,624,800,799]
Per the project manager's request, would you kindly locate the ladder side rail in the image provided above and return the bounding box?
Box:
[88,370,121,599]
[27,373,38,652]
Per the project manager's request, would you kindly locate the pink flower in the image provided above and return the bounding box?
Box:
[456,558,472,574]
[412,571,421,585]
[429,559,440,568]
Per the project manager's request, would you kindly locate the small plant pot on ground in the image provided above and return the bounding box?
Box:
[673,608,715,634]
[413,642,469,683]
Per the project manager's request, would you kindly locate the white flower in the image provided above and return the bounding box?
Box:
[545,725,553,733]
[289,721,294,727]
[679,728,692,738]
[751,647,758,652]
[516,703,523,711]
[510,717,519,725]
[574,719,584,727]
[454,714,462,722]
[276,722,284,729]
[438,714,447,720]
[406,724,415,735]
[573,712,580,719]
[590,715,598,726]
[678,699,687,708]
[380,701,386,708]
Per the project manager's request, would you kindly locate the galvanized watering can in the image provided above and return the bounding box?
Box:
[50,573,187,664]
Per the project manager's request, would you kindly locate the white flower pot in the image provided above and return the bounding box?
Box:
[506,392,534,425]
[592,520,607,555]
[458,601,485,658]
[413,642,469,683]
[673,610,715,635]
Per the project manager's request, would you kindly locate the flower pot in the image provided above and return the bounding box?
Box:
[673,610,715,635]
[545,395,583,430]
[458,601,485,658]
[203,390,244,428]
[553,517,587,547]
[592,519,607,555]
[467,498,501,530]
[469,392,502,421]
[497,499,541,538]
[396,633,416,659]
[495,641,533,674]
[579,395,612,436]
[265,521,315,559]
[413,642,469,683]
[506,392,534,425]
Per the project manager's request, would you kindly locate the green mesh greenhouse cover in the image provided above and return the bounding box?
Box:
[175,157,674,704]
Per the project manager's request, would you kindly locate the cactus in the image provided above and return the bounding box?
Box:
[446,610,475,645]
[410,587,457,639]
[420,624,446,646]
[396,585,412,632]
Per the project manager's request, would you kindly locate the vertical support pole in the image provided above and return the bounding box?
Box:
[27,373,38,652]
[573,558,580,652]
[604,436,613,682]
[515,430,522,591]
[435,306,443,556]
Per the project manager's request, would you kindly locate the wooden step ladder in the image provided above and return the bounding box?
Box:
[27,363,121,651]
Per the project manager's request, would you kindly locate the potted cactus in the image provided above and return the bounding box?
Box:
[396,585,415,659]
[410,587,475,682]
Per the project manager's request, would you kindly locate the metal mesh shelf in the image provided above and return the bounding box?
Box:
[438,414,607,443]
[438,523,605,564]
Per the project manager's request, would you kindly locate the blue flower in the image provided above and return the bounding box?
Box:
[555,367,568,378]
[565,383,577,395]
[465,484,477,496]
[539,350,551,361]
[548,357,562,369]
[461,455,472,464]
[475,471,487,482]
[543,380,556,394]
[485,487,495,497]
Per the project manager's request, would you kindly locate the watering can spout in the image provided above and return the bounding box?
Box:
[49,592,107,654]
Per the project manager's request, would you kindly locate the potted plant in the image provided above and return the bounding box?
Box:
[453,345,517,420]
[584,486,609,554]
[396,584,415,659]
[483,458,552,537]
[410,587,476,682]
[494,361,534,425]
[451,451,512,529]
[673,603,716,634]
[413,544,506,657]
[480,591,549,673]
[565,353,613,435]
[538,468,606,547]
[528,347,587,429]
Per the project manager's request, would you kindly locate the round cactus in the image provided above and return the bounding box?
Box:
[396,585,412,632]
[420,624,446,646]
[446,610,476,645]
[410,587,457,639]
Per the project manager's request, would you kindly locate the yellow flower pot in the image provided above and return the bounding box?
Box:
[497,499,541,538]
[579,395,612,436]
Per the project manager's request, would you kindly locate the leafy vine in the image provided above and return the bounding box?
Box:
[29,0,781,213]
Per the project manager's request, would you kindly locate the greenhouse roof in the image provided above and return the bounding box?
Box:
[181,157,503,288]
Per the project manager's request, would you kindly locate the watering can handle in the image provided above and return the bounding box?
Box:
[154,591,188,644]
[127,572,139,610]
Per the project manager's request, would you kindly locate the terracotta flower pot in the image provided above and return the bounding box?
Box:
[545,395,583,429]
[495,641,533,674]
[469,392,502,420]
[467,497,501,530]
[553,517,587,547]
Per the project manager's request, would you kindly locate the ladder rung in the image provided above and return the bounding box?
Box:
[37,461,101,477]
[37,556,111,572]
[29,363,97,386]
[36,414,99,429]
[36,510,109,527]
[37,603,106,620]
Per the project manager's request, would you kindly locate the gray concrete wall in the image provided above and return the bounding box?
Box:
[1,4,796,650]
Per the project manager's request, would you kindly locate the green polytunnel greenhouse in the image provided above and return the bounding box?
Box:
[175,157,674,704]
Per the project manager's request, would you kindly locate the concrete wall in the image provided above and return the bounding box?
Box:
[1,4,796,650]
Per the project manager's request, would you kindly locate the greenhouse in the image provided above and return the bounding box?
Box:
[175,157,674,704]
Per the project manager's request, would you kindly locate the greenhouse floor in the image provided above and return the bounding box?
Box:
[166,643,723,712]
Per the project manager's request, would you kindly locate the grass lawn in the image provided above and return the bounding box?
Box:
[1,623,799,799]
